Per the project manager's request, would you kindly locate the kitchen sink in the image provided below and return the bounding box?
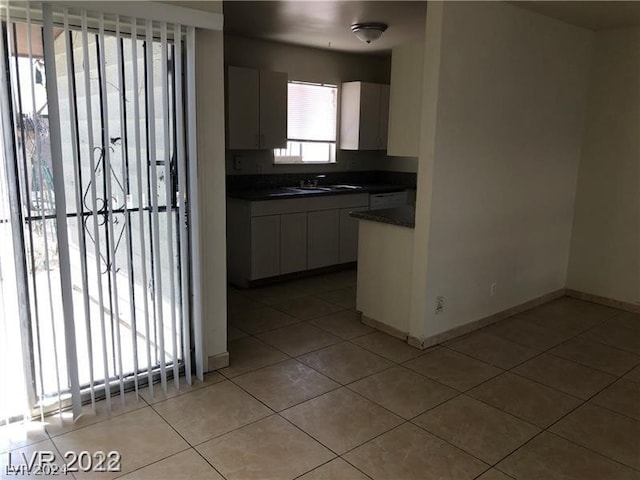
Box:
[286,184,363,192]
[266,191,296,197]
[284,186,333,193]
[327,184,362,190]
[264,184,365,197]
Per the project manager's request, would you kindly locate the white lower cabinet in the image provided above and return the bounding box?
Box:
[250,215,280,280]
[339,206,369,263]
[227,193,369,286]
[307,210,340,270]
[280,213,307,275]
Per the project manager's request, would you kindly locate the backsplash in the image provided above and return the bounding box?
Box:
[225,150,418,176]
[226,170,417,191]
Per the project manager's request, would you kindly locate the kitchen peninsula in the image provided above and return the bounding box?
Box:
[351,206,416,338]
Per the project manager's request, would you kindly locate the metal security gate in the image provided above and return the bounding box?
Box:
[0,2,203,422]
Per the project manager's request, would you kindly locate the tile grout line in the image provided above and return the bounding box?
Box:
[43,394,151,440]
[396,307,640,473]
[6,290,632,478]
[110,446,194,480]
[450,312,640,474]
[228,287,638,475]
[255,324,346,357]
[291,455,374,480]
[44,427,80,480]
[232,284,541,474]
[160,378,374,480]
[442,306,632,393]
[416,368,640,475]
[252,294,634,474]
[336,456,376,480]
[224,313,502,480]
[586,380,640,423]
[512,309,640,359]
[43,396,200,479]
[145,401,230,480]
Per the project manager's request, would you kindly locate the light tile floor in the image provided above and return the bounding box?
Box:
[2,269,640,479]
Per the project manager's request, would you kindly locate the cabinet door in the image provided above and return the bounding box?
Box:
[227,66,260,149]
[259,70,288,149]
[339,82,362,150]
[280,213,307,274]
[251,215,280,280]
[307,210,340,270]
[339,207,368,263]
[358,83,381,150]
[377,84,390,150]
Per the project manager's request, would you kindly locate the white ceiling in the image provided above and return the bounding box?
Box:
[219,1,640,55]
[222,1,427,54]
[511,1,640,31]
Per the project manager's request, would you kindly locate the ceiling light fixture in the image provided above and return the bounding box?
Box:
[351,22,388,44]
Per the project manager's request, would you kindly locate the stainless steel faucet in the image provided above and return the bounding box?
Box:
[300,174,326,188]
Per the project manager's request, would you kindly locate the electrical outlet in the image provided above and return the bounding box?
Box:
[435,296,445,314]
[490,283,497,296]
[233,155,243,171]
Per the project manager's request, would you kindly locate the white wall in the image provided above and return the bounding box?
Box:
[196,28,228,366]
[567,28,640,306]
[387,40,424,158]
[411,2,593,341]
[225,34,390,86]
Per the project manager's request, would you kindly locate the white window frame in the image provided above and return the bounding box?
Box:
[274,81,338,165]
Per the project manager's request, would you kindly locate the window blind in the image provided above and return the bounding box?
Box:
[287,82,337,142]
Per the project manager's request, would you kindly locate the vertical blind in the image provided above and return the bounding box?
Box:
[0,1,203,422]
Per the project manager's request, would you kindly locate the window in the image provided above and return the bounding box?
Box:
[274,81,337,164]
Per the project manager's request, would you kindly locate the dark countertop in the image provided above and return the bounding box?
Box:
[228,183,409,201]
[350,205,416,228]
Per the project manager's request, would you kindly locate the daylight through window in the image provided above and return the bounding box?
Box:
[274,81,337,164]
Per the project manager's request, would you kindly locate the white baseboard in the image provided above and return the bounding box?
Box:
[362,287,638,352]
[207,351,230,371]
[566,289,640,314]
[407,289,567,350]
[361,315,408,341]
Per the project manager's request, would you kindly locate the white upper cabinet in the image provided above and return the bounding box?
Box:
[226,66,288,150]
[387,41,424,157]
[259,70,288,149]
[340,81,390,150]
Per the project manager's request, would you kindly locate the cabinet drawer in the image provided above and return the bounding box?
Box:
[251,198,308,216]
[251,193,369,216]
[305,193,369,212]
[369,191,407,208]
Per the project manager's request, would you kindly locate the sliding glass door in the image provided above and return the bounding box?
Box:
[0,4,201,422]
